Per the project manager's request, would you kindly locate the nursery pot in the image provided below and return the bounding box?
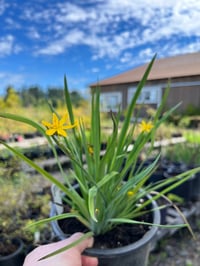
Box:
[192,172,200,201]
[0,238,25,266]
[50,186,160,266]
[188,165,200,201]
[163,162,195,202]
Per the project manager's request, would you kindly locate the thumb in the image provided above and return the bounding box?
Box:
[69,232,94,253]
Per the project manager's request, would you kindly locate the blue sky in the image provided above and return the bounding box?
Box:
[0,0,200,95]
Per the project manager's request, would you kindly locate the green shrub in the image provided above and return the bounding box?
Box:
[163,143,200,166]
[0,176,50,245]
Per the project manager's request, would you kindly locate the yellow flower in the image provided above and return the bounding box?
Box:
[95,208,100,215]
[88,144,94,155]
[140,120,153,133]
[42,113,77,137]
[127,190,135,197]
[70,208,76,213]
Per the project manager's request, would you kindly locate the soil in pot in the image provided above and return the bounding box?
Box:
[0,237,25,266]
[58,212,152,249]
[0,237,20,256]
[51,200,160,266]
[51,186,160,266]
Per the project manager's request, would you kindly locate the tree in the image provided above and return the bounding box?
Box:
[47,88,64,108]
[20,86,45,106]
[4,87,21,108]
[70,91,85,107]
[0,97,5,109]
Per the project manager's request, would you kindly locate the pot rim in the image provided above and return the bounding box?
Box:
[85,198,160,257]
[0,238,24,261]
[50,194,160,257]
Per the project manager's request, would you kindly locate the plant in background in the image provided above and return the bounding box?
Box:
[184,130,200,144]
[0,176,51,257]
[0,56,200,259]
[163,143,200,167]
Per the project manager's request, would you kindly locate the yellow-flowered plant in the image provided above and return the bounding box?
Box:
[0,56,200,257]
[140,120,153,133]
[42,113,77,137]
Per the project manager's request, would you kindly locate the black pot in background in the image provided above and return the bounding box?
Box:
[163,162,195,202]
[100,142,107,151]
[188,166,200,201]
[0,238,25,266]
[146,169,165,187]
[50,191,160,266]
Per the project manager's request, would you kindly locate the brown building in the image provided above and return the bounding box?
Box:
[90,52,200,115]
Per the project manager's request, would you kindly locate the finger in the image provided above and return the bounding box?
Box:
[34,233,87,252]
[25,235,82,261]
[25,232,94,262]
[82,255,98,266]
[69,233,94,253]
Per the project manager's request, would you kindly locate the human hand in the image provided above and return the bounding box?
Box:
[23,232,98,266]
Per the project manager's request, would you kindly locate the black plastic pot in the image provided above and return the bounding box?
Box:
[163,162,195,202]
[0,238,25,266]
[147,170,165,187]
[188,167,200,201]
[50,192,160,266]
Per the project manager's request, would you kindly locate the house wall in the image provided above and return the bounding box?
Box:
[164,85,200,113]
[99,84,129,110]
[98,75,200,114]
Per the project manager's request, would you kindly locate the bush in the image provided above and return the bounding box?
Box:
[0,176,51,245]
[179,116,200,129]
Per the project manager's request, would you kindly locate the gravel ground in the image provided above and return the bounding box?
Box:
[148,214,200,266]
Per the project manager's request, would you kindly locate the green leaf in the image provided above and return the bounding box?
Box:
[39,232,93,261]
[0,111,75,187]
[64,76,75,124]
[0,141,69,194]
[137,166,200,212]
[88,187,98,222]
[109,218,187,229]
[91,87,101,180]
[0,112,46,135]
[88,171,119,222]
[101,111,120,172]
[96,171,118,188]
[25,213,81,229]
[117,55,156,153]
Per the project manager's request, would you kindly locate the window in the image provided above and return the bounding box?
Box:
[128,87,158,104]
[100,92,122,112]
[144,91,151,101]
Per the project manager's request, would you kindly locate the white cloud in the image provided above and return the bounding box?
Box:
[0,72,25,88]
[27,27,41,39]
[31,0,200,59]
[22,4,54,23]
[91,68,99,73]
[0,0,8,15]
[120,52,133,63]
[0,35,15,57]
[158,41,200,58]
[3,0,200,61]
[56,2,90,23]
[36,42,64,55]
[133,40,200,66]
[5,17,21,29]
[0,35,22,57]
[36,30,84,55]
[139,48,154,59]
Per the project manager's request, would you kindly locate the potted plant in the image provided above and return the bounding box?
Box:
[0,236,24,266]
[0,56,199,266]
[0,175,51,265]
[162,142,200,201]
[0,179,28,266]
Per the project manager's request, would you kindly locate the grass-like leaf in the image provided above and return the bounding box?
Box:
[39,232,93,261]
